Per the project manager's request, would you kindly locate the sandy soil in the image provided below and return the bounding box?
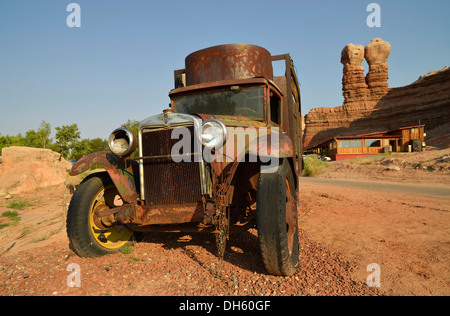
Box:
[0,149,449,296]
[319,148,450,184]
[300,180,449,296]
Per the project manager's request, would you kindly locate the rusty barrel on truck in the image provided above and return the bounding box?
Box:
[185,43,273,86]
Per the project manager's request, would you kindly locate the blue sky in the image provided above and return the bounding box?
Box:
[1,0,449,139]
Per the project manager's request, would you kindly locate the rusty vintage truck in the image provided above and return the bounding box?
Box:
[67,44,303,276]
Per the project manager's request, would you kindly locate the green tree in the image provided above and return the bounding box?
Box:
[36,120,52,149]
[0,133,24,152]
[69,139,90,161]
[22,129,38,148]
[53,124,81,159]
[88,137,109,153]
[122,119,139,136]
[1,120,52,152]
[22,121,52,149]
[70,137,109,160]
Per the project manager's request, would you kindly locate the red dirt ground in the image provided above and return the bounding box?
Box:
[0,149,449,296]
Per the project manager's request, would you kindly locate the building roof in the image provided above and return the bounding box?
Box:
[333,135,402,140]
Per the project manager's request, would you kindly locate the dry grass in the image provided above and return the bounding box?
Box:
[302,155,329,177]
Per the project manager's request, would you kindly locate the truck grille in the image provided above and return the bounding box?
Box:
[141,125,202,205]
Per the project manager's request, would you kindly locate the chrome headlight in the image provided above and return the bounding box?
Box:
[108,127,137,157]
[201,118,227,149]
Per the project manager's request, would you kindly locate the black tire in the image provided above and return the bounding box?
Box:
[66,173,135,258]
[256,159,299,276]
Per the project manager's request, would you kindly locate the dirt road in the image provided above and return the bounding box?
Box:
[299,177,449,296]
[301,177,450,198]
[1,164,449,296]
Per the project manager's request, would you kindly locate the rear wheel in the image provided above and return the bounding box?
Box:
[256,159,299,276]
[66,173,135,257]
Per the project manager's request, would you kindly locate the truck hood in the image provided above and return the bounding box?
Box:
[195,113,268,128]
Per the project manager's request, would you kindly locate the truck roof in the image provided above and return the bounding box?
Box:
[169,77,283,97]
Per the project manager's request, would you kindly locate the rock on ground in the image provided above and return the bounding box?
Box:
[0,146,72,196]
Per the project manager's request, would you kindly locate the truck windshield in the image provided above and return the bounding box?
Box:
[172,86,265,119]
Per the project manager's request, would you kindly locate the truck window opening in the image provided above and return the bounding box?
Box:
[270,92,281,125]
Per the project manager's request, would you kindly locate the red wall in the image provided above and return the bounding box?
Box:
[331,153,379,161]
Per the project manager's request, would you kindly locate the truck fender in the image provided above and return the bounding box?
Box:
[251,133,294,159]
[227,132,294,164]
[70,151,139,203]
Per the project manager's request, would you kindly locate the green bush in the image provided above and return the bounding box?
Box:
[0,210,21,229]
[6,201,32,210]
[302,155,329,177]
[2,210,19,219]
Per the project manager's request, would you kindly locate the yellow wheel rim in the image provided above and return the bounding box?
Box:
[89,185,134,250]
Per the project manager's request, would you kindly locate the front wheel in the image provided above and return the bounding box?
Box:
[256,159,299,276]
[66,173,135,257]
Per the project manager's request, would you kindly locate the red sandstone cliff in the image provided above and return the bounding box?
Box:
[304,38,450,149]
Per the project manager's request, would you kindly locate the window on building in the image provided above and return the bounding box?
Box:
[339,140,362,148]
[365,139,381,147]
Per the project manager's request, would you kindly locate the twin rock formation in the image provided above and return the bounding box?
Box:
[303,37,450,149]
[341,38,391,105]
